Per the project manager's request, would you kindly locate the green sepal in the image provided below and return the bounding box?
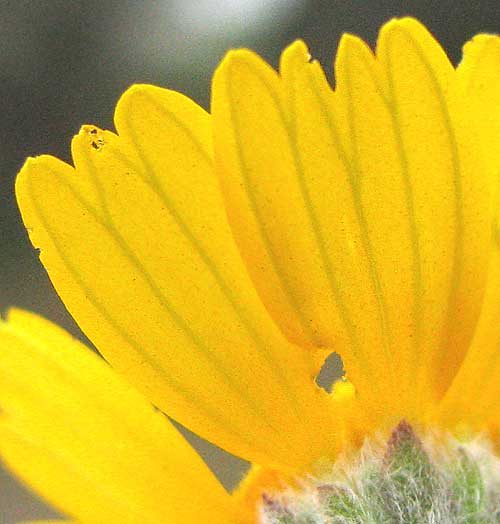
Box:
[260,422,500,524]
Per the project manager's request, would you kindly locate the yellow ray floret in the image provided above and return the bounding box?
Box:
[0,309,235,524]
[211,18,493,423]
[436,34,500,434]
[8,19,500,524]
[16,86,341,472]
[456,33,500,187]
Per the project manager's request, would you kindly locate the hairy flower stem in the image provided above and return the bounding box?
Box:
[261,422,500,524]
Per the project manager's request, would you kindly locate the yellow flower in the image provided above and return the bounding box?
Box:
[1,17,499,524]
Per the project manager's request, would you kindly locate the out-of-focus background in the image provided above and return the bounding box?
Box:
[0,1,498,521]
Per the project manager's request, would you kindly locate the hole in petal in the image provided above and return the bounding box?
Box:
[82,125,106,151]
[315,352,344,393]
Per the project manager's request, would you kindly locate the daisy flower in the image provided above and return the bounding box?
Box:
[1,17,499,524]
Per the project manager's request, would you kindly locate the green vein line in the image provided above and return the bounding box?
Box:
[25,167,269,450]
[223,64,322,349]
[66,161,287,438]
[243,60,362,358]
[340,48,398,394]
[285,76,358,350]
[302,59,396,395]
[381,33,424,374]
[119,94,303,420]
[395,27,465,382]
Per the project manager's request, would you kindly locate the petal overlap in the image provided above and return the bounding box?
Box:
[0,310,235,524]
[16,86,339,471]
[434,33,500,433]
[8,20,500,522]
[212,18,492,423]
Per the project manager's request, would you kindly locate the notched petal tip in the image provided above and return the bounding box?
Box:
[337,32,366,51]
[214,48,263,79]
[212,46,281,112]
[74,124,107,153]
[17,155,50,174]
[279,39,310,70]
[377,16,442,54]
[15,155,61,198]
[116,83,164,110]
[334,32,377,85]
[336,32,368,61]
[379,16,429,35]
[463,33,500,51]
[461,32,500,68]
[337,17,427,64]
[114,83,151,122]
[278,40,314,90]
[114,82,210,150]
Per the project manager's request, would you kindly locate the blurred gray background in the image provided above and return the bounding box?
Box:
[0,0,498,521]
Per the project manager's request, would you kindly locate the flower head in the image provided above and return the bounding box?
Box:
[1,17,499,524]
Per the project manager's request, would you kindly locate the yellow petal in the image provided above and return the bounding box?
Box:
[456,33,500,257]
[16,86,339,471]
[457,34,500,184]
[0,310,235,524]
[436,33,500,434]
[437,252,500,432]
[211,18,492,420]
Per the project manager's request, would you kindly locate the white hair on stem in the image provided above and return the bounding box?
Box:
[260,422,500,524]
